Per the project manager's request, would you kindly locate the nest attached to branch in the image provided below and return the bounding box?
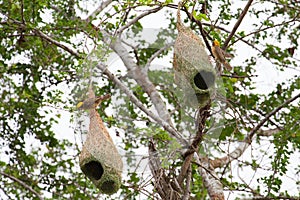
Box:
[173,2,216,108]
[79,88,123,195]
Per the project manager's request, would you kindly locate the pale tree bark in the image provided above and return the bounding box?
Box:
[195,155,225,200]
[96,62,187,146]
[85,0,113,23]
[100,30,173,125]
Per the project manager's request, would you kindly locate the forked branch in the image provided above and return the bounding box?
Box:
[212,93,300,168]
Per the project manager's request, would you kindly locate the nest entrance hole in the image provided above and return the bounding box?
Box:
[193,70,215,90]
[82,161,103,180]
[100,180,118,194]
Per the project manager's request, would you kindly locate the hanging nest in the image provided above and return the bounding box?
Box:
[173,2,216,108]
[79,88,123,195]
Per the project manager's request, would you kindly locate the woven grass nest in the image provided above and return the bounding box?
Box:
[79,88,123,195]
[173,2,216,108]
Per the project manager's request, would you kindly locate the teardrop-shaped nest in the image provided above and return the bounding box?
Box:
[173,2,216,107]
[79,87,123,194]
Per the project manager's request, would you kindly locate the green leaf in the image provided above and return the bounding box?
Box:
[192,10,209,21]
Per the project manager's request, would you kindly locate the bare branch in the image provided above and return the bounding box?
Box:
[177,103,211,186]
[202,19,299,69]
[257,128,281,137]
[182,165,192,200]
[20,0,24,24]
[242,196,300,200]
[201,22,264,55]
[212,93,300,168]
[34,30,81,58]
[223,0,254,49]
[101,30,173,125]
[85,0,113,23]
[248,93,300,140]
[177,153,193,186]
[148,140,168,199]
[96,62,187,146]
[268,0,300,12]
[233,17,300,46]
[148,140,182,199]
[144,42,174,71]
[221,74,258,79]
[253,107,283,131]
[116,6,163,34]
[0,13,82,58]
[0,171,44,200]
[194,154,225,200]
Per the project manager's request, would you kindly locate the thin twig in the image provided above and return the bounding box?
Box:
[232,17,300,46]
[182,6,212,55]
[247,93,300,141]
[221,74,258,79]
[144,42,174,71]
[212,93,300,168]
[85,0,113,23]
[34,30,81,58]
[223,0,254,49]
[0,171,44,200]
[116,6,162,34]
[242,196,300,200]
[201,22,296,69]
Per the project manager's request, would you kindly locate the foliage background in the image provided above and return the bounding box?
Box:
[0,0,300,199]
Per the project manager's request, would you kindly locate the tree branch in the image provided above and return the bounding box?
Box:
[257,128,281,137]
[248,93,300,140]
[182,164,192,200]
[85,0,113,23]
[182,6,213,55]
[222,0,254,50]
[116,6,163,34]
[177,103,211,185]
[96,62,187,146]
[100,30,173,125]
[1,14,82,59]
[34,30,81,58]
[0,171,44,200]
[148,140,182,199]
[200,21,300,70]
[232,17,300,46]
[212,93,300,168]
[242,196,300,200]
[177,152,194,186]
[194,154,225,200]
[144,42,174,71]
[221,74,258,79]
